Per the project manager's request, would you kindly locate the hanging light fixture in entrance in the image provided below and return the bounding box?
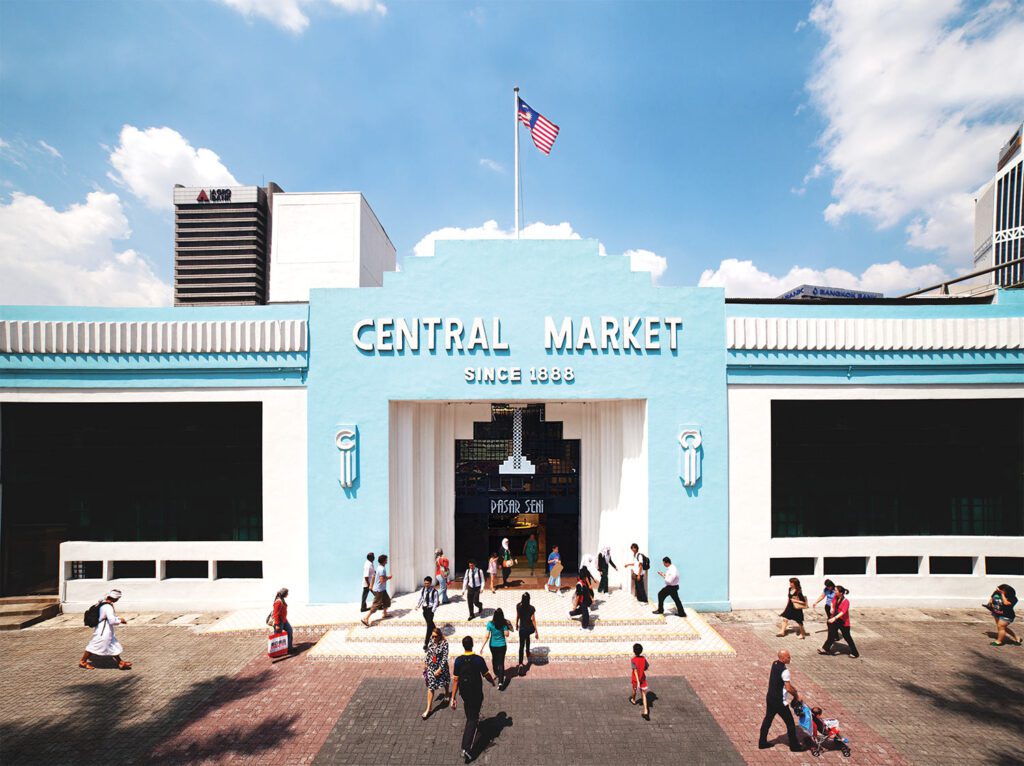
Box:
[498,407,536,475]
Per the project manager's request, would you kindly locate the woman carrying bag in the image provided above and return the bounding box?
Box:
[421,627,451,719]
[777,577,808,639]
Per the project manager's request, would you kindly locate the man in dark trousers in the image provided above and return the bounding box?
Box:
[450,635,496,763]
[653,556,686,617]
[416,576,439,652]
[758,649,805,751]
[461,560,485,620]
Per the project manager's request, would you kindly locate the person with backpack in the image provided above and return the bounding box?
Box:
[271,587,294,654]
[569,567,595,629]
[627,543,649,603]
[79,589,131,670]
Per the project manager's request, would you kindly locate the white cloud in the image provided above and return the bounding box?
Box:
[37,140,62,159]
[697,257,950,298]
[806,0,1024,257]
[0,191,170,306]
[412,220,668,281]
[479,158,504,173]
[218,0,386,33]
[107,125,238,211]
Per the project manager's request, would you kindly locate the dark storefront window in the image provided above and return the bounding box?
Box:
[772,399,1024,538]
[1,402,262,594]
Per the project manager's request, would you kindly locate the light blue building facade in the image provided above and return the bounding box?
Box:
[2,240,1023,610]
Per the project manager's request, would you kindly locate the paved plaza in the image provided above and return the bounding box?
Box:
[0,605,1021,765]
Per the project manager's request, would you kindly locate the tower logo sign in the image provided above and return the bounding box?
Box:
[195,188,232,203]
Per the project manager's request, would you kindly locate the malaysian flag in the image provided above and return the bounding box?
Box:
[517,98,560,155]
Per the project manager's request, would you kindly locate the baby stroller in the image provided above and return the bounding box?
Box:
[792,699,851,758]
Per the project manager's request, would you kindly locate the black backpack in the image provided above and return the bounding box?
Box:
[641,554,651,572]
[84,601,105,628]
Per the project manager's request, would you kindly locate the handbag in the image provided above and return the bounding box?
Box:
[791,598,809,610]
[267,631,289,659]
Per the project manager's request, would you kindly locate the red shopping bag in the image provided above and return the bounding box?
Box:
[267,631,289,659]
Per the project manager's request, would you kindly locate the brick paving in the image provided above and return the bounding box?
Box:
[0,609,1020,765]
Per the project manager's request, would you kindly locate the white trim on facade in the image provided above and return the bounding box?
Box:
[726,316,1024,351]
[728,384,1024,609]
[0,319,307,355]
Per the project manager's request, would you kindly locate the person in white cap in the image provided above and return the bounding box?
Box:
[79,590,131,670]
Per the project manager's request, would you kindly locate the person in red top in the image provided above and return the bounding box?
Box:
[435,547,451,605]
[272,587,294,654]
[629,642,651,720]
[817,585,859,658]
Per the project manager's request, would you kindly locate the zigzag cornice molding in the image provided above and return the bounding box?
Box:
[727,316,1024,352]
[0,319,307,355]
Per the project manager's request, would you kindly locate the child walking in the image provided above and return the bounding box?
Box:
[629,642,651,720]
[487,553,499,594]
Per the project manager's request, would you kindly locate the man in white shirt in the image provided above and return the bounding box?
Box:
[361,554,391,627]
[625,543,648,603]
[360,551,375,613]
[652,556,686,617]
[416,576,440,651]
[461,560,485,619]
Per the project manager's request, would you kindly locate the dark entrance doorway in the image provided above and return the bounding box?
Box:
[454,404,579,581]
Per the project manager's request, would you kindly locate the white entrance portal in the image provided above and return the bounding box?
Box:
[387,401,648,593]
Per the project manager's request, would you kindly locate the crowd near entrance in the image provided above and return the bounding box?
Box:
[454,404,579,583]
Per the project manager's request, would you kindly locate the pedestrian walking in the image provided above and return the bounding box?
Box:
[777,577,808,639]
[487,552,499,594]
[451,636,497,764]
[546,545,562,593]
[597,545,617,594]
[985,584,1020,646]
[515,592,538,668]
[462,560,485,619]
[360,552,375,612]
[818,585,859,658]
[626,543,649,603]
[362,554,391,627]
[79,589,131,670]
[524,533,538,576]
[580,552,598,583]
[629,642,650,720]
[435,548,451,604]
[270,587,295,653]
[757,649,805,751]
[500,538,514,588]
[421,626,451,719]
[569,568,595,629]
[652,556,687,617]
[484,607,512,690]
[812,578,836,620]
[417,576,440,651]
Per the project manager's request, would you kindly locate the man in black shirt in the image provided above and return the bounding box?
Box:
[451,636,496,763]
[758,649,804,751]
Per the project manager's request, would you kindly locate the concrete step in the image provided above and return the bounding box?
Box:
[0,595,60,605]
[0,602,60,631]
[342,620,698,644]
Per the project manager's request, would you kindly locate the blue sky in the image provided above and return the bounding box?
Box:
[1,0,1022,304]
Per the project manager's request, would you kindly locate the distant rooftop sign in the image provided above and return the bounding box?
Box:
[777,284,884,300]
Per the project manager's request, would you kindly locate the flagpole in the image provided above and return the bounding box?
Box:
[514,85,520,239]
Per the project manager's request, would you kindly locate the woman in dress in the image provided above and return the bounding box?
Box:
[500,538,514,588]
[484,607,512,690]
[777,577,808,639]
[79,589,131,670]
[421,626,451,719]
[515,592,539,668]
[986,584,1021,646]
[597,545,617,594]
[524,533,539,576]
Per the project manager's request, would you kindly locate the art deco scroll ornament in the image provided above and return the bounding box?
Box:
[679,428,702,488]
[336,426,358,489]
